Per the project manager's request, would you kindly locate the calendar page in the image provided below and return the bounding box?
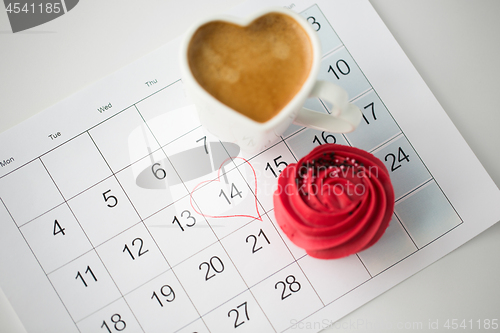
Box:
[1,0,499,332]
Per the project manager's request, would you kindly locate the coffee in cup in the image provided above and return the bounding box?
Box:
[180,7,362,153]
[187,13,313,123]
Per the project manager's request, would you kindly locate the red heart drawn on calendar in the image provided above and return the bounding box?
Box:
[189,156,262,221]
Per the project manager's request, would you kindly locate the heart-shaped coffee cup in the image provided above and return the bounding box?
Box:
[180,7,362,153]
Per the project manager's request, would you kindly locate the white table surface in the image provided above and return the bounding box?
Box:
[1,1,499,332]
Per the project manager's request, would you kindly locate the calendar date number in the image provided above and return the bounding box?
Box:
[151,284,176,306]
[384,147,410,172]
[199,256,225,281]
[123,237,149,260]
[228,301,249,328]
[101,313,126,332]
[103,189,118,208]
[312,131,336,146]
[53,219,66,236]
[75,265,97,287]
[275,275,301,300]
[219,183,243,205]
[265,155,288,178]
[362,102,377,124]
[245,229,270,253]
[172,209,196,231]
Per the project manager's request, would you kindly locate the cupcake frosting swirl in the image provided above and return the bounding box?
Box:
[273,144,395,259]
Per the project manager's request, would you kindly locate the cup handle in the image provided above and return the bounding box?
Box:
[294,80,362,133]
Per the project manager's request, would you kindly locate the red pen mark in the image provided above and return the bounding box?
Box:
[190,156,262,221]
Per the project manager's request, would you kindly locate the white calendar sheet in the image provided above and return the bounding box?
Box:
[1,0,500,332]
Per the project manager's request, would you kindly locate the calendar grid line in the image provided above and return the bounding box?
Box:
[223,221,297,290]
[173,318,211,333]
[319,41,344,60]
[86,130,145,226]
[364,248,419,280]
[87,132,187,332]
[150,213,281,277]
[221,134,286,167]
[317,95,332,115]
[412,220,465,250]
[181,143,279,330]
[132,104,192,197]
[73,295,124,324]
[16,201,66,228]
[86,129,196,332]
[131,104,217,332]
[367,131,404,154]
[183,284,260,327]
[0,107,132,181]
[190,256,313,331]
[348,87,374,104]
[149,19,467,327]
[160,128,316,331]
[347,87,373,105]
[78,250,141,328]
[142,249,213,332]
[255,131,329,309]
[133,79,182,108]
[362,219,465,280]
[0,2,490,331]
[82,131,152,332]
[263,208,304,262]
[83,79,182,140]
[60,173,115,203]
[216,235,279,332]
[314,4,462,215]
[139,191,190,222]
[120,267,171,297]
[328,26,463,222]
[267,189,449,307]
[329,29,467,227]
[294,257,327,307]
[38,156,97,249]
[1,196,82,332]
[0,79,180,182]
[85,219,146,254]
[218,138,274,227]
[355,254,373,279]
[116,295,147,333]
[189,195,223,240]
[216,216,262,243]
[282,125,305,141]
[281,136,300,163]
[220,142,268,217]
[181,169,243,204]
[291,256,377,325]
[394,177,434,204]
[44,247,95,275]
[157,123,204,151]
[341,132,352,147]
[158,236,219,270]
[393,212,420,251]
[425,178,465,226]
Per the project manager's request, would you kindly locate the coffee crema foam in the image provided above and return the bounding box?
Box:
[188,13,313,123]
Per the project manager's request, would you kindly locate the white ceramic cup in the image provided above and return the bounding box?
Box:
[180,7,362,154]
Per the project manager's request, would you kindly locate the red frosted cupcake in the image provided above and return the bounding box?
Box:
[273,144,394,259]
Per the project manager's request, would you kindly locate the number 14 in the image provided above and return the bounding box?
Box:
[219,183,242,204]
